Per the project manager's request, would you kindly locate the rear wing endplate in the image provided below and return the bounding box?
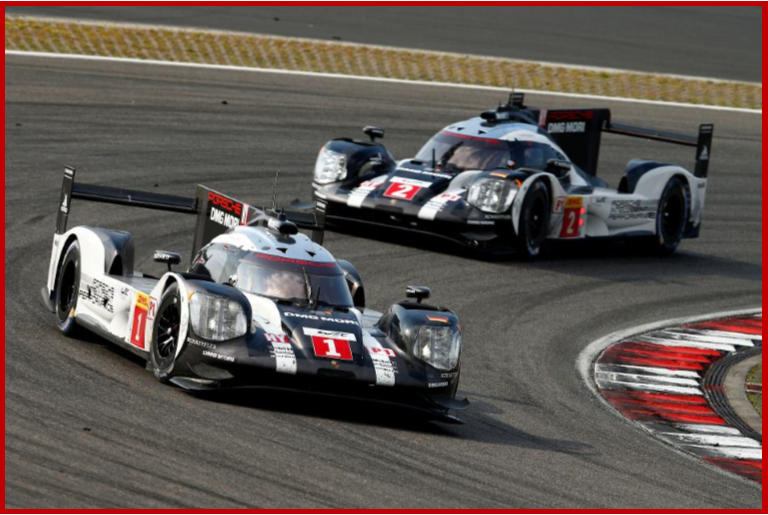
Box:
[56,167,326,262]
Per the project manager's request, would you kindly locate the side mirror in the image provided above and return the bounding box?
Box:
[154,250,182,271]
[406,285,431,304]
[363,126,385,143]
[546,159,572,178]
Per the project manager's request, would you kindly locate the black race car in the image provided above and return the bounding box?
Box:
[300,93,713,258]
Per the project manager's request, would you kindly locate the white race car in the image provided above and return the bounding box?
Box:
[306,93,714,258]
[42,168,468,422]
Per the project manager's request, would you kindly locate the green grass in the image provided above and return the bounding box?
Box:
[4,15,762,111]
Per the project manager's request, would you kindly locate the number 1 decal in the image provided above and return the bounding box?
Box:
[130,293,150,350]
[311,336,353,361]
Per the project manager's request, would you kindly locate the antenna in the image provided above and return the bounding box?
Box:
[272,170,280,212]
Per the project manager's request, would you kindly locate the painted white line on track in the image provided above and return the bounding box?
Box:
[4,50,763,116]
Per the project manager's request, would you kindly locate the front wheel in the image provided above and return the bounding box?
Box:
[55,240,82,337]
[515,180,551,259]
[150,284,183,384]
[652,177,689,256]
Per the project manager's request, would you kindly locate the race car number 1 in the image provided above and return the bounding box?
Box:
[312,336,353,361]
[130,293,151,350]
[384,182,422,201]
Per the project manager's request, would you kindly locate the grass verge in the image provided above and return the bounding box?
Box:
[5,15,762,111]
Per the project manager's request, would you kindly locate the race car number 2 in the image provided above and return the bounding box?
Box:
[384,182,422,201]
[311,336,353,361]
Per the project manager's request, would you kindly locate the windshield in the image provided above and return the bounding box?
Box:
[234,254,353,309]
[415,131,559,173]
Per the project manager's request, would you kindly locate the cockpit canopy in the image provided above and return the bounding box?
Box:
[192,244,354,308]
[415,131,567,174]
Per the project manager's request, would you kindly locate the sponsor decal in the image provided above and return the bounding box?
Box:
[81,279,115,314]
[363,334,397,386]
[427,315,450,324]
[554,197,566,214]
[130,293,150,350]
[490,172,509,179]
[285,312,359,326]
[187,337,216,350]
[547,111,594,121]
[60,194,69,214]
[207,192,248,230]
[265,333,291,345]
[565,197,584,209]
[547,122,587,134]
[265,333,297,375]
[396,166,453,180]
[609,200,657,221]
[441,372,459,380]
[202,350,235,363]
[428,382,450,389]
[147,298,158,322]
[368,346,396,358]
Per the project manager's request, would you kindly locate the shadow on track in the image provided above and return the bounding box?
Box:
[329,224,761,284]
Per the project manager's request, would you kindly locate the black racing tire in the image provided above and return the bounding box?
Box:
[150,283,183,384]
[652,177,689,256]
[55,240,82,337]
[515,180,551,260]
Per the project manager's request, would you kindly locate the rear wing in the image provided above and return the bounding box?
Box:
[514,95,713,179]
[56,167,326,263]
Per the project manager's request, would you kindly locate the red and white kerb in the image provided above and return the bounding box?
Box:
[596,314,762,485]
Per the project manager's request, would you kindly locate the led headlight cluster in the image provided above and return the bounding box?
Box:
[314,148,348,185]
[467,178,518,213]
[190,293,248,342]
[413,325,462,371]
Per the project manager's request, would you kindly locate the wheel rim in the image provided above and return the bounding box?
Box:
[156,297,181,361]
[661,192,684,242]
[58,261,77,319]
[528,197,546,248]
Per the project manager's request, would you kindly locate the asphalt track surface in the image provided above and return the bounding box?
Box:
[4,55,762,509]
[4,5,763,82]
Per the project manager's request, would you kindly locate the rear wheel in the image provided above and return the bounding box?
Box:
[652,177,689,256]
[55,240,82,337]
[515,181,551,259]
[150,284,182,384]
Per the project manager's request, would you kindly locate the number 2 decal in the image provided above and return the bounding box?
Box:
[312,336,353,361]
[384,182,422,201]
[560,197,584,239]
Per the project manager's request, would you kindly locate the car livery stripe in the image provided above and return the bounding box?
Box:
[418,191,464,221]
[362,333,396,387]
[595,314,762,485]
[347,175,388,209]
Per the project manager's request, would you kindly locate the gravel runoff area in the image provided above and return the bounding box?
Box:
[4,14,762,111]
[747,363,761,417]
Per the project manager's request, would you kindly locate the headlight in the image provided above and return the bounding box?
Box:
[467,178,517,213]
[414,325,462,371]
[314,149,347,185]
[190,293,248,342]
